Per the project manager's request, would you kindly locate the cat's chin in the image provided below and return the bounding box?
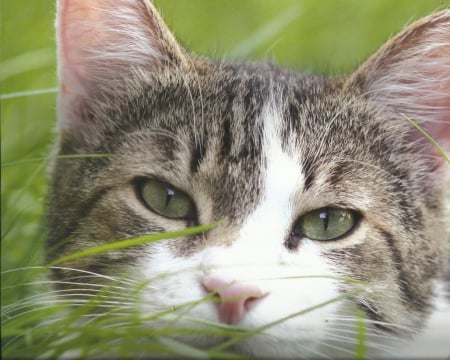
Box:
[167,328,333,359]
[139,304,354,358]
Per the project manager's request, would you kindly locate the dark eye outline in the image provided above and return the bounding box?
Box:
[288,207,361,247]
[134,177,198,224]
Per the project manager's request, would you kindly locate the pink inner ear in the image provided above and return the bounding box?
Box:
[404,70,450,153]
[346,11,450,164]
[368,25,450,159]
[403,64,450,157]
[57,0,111,131]
[58,0,105,98]
[56,0,171,130]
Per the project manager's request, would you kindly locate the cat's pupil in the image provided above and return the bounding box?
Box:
[319,210,329,231]
[165,187,175,206]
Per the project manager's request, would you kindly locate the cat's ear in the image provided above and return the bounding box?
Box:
[56,0,187,132]
[346,10,450,169]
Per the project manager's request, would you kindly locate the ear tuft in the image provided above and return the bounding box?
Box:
[347,10,450,161]
[56,0,187,131]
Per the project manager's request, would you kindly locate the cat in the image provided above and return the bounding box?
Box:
[47,0,450,358]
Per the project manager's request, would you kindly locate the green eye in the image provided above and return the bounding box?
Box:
[139,179,196,220]
[296,208,357,241]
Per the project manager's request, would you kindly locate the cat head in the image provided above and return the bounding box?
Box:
[48,0,449,357]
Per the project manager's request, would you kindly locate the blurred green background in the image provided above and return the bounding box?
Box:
[1,0,449,298]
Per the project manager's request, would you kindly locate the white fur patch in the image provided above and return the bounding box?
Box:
[137,102,343,357]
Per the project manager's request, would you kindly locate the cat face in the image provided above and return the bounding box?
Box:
[48,0,450,357]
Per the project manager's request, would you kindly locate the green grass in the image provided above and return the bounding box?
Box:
[2,0,449,358]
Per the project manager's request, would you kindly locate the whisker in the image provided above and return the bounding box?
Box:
[324,315,420,333]
[15,280,129,291]
[324,324,392,342]
[2,265,136,287]
[1,266,48,275]
[2,295,137,323]
[2,305,68,324]
[40,312,136,327]
[318,340,357,357]
[298,344,333,360]
[3,288,134,309]
[49,266,138,285]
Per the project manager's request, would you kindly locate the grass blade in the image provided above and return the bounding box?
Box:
[402,114,450,164]
[48,220,224,267]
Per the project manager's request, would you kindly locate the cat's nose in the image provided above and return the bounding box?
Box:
[202,276,266,325]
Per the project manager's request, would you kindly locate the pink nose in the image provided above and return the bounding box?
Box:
[202,276,265,325]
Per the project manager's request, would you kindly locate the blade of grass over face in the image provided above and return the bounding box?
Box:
[402,114,450,165]
[355,309,367,360]
[1,265,243,359]
[48,220,225,267]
